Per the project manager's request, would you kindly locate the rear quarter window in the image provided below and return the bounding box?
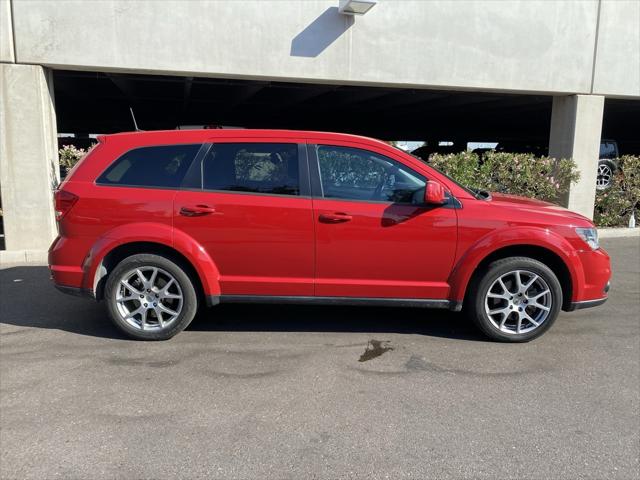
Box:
[199,143,300,196]
[97,144,201,188]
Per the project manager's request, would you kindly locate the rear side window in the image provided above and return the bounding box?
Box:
[201,143,299,196]
[97,144,201,188]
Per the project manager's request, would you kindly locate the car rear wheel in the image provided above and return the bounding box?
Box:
[104,253,198,340]
[466,257,562,342]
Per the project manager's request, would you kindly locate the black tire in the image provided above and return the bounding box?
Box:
[465,257,562,342]
[104,253,198,340]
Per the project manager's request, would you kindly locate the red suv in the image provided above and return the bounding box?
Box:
[49,130,611,342]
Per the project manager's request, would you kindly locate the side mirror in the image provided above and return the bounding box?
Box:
[424,181,446,205]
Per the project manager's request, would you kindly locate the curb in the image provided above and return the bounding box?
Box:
[0,250,48,267]
[599,228,640,238]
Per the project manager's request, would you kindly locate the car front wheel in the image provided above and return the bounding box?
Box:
[466,257,562,342]
[104,253,198,340]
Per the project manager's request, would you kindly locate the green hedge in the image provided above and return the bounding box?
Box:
[429,151,640,227]
[594,156,640,227]
[428,151,579,203]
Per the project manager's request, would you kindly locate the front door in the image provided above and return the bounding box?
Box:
[174,141,314,296]
[309,143,457,300]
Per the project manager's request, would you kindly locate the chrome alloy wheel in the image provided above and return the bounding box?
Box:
[484,270,552,335]
[115,267,183,331]
[596,163,613,190]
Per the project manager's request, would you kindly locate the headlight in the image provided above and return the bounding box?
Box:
[576,227,599,250]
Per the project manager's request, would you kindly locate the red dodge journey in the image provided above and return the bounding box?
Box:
[49,130,611,341]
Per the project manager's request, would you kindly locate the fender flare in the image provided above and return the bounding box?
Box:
[448,227,584,304]
[81,222,221,296]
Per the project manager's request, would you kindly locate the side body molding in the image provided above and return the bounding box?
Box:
[447,227,584,304]
[81,222,221,297]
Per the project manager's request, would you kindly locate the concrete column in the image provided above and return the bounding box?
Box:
[548,94,604,219]
[0,64,59,254]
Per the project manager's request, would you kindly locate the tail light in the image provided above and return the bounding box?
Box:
[54,190,78,220]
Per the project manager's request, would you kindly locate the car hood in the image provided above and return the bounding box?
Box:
[489,192,593,225]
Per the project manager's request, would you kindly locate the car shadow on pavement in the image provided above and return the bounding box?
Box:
[189,304,484,341]
[0,266,486,342]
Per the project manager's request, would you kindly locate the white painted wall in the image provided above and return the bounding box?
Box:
[6,0,640,98]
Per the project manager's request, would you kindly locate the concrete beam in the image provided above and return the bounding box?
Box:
[9,0,618,96]
[549,94,604,220]
[0,63,59,251]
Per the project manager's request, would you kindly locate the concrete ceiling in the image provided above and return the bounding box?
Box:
[53,70,639,147]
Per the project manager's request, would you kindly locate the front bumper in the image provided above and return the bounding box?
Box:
[567,247,611,309]
[565,244,611,312]
[567,295,608,311]
[567,279,610,311]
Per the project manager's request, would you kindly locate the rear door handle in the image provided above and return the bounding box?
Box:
[319,212,352,223]
[179,205,216,217]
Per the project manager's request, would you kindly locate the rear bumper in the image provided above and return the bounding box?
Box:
[49,235,94,298]
[49,236,86,287]
[54,284,94,299]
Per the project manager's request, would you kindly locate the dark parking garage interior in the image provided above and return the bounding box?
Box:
[53,70,640,154]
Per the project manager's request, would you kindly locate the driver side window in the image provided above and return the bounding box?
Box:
[316,145,426,203]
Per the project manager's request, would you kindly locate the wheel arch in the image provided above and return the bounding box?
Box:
[464,245,574,311]
[82,223,221,303]
[95,242,208,302]
[449,228,583,312]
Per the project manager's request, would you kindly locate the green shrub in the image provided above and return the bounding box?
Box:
[429,151,579,203]
[594,156,640,227]
[429,151,492,191]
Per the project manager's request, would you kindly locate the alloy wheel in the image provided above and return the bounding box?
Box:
[484,270,552,335]
[115,266,184,331]
[596,164,613,190]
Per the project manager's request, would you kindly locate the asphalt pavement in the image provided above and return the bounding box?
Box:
[1,237,639,479]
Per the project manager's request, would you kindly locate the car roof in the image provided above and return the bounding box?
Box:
[101,129,389,148]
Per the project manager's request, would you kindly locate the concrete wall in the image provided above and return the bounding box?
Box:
[0,0,14,62]
[0,64,59,251]
[7,0,640,98]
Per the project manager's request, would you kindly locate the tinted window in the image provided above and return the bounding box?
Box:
[317,146,426,203]
[202,143,299,196]
[97,144,201,188]
[599,141,617,159]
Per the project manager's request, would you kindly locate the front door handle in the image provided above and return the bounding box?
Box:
[179,205,216,217]
[319,212,352,223]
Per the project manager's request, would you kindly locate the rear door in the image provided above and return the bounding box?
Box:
[174,140,314,296]
[308,142,458,300]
